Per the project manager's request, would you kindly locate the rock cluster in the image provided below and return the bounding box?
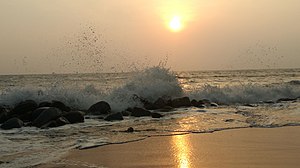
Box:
[0,100,84,130]
[0,96,221,130]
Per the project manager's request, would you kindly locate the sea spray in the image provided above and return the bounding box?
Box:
[0,65,183,111]
[106,65,183,111]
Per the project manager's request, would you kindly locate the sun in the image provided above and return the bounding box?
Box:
[169,16,183,32]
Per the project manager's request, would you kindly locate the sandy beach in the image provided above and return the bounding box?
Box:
[38,126,300,168]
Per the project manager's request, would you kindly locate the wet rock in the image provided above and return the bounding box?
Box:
[276,98,297,102]
[121,110,131,116]
[104,112,124,121]
[12,100,38,115]
[51,100,71,112]
[153,97,168,109]
[31,107,50,121]
[55,117,70,126]
[41,120,57,129]
[198,99,211,105]
[151,112,163,118]
[126,127,134,133]
[38,101,52,108]
[0,106,9,124]
[159,106,174,112]
[32,107,62,128]
[171,97,191,108]
[144,102,156,110]
[131,107,151,117]
[18,111,34,123]
[210,102,219,107]
[63,111,84,124]
[225,119,235,122]
[197,104,206,108]
[88,101,111,115]
[1,117,23,130]
[191,99,198,107]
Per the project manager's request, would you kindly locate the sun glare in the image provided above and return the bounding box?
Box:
[169,16,183,32]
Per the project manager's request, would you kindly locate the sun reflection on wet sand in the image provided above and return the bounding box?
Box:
[172,134,192,168]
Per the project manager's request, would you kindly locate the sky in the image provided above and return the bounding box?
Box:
[0,0,300,74]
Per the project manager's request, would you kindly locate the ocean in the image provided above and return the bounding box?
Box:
[0,67,300,168]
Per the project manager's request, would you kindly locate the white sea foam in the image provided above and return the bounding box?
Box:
[188,83,300,104]
[0,67,299,111]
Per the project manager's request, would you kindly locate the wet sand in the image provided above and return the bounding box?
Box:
[39,126,300,168]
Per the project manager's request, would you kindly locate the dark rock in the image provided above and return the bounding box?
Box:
[126,107,133,112]
[1,117,23,130]
[225,119,235,122]
[0,106,9,124]
[151,112,163,118]
[63,111,84,124]
[191,99,198,107]
[51,100,71,112]
[144,102,156,110]
[55,117,70,126]
[31,107,50,121]
[88,101,111,115]
[171,97,191,108]
[121,110,131,116]
[131,107,151,117]
[12,100,38,115]
[126,127,134,132]
[198,99,211,105]
[32,107,62,128]
[104,112,124,121]
[197,104,206,108]
[159,106,174,112]
[210,102,218,107]
[277,98,297,102]
[18,111,34,123]
[38,101,52,108]
[41,120,57,129]
[153,98,168,109]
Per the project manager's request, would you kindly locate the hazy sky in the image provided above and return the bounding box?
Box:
[0,0,300,74]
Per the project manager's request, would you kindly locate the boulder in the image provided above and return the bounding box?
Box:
[121,110,131,116]
[88,101,111,115]
[12,100,38,115]
[104,112,124,121]
[0,106,9,124]
[171,97,191,108]
[32,107,62,128]
[31,107,50,121]
[210,102,219,107]
[126,127,134,133]
[51,100,71,112]
[198,99,211,105]
[63,111,84,124]
[131,107,151,117]
[191,99,198,107]
[41,120,57,129]
[153,98,168,109]
[55,117,70,126]
[38,101,52,108]
[151,112,163,118]
[1,117,23,130]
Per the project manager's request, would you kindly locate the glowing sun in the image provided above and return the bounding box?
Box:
[169,16,183,32]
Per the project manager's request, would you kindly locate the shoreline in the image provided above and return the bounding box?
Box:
[37,126,300,168]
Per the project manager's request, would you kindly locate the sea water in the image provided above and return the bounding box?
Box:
[0,67,300,168]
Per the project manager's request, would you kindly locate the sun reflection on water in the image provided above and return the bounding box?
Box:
[172,135,192,168]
